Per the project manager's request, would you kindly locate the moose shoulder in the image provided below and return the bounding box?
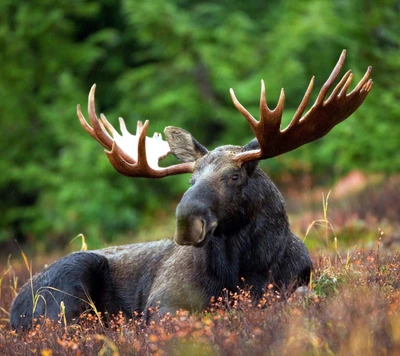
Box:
[10,50,372,330]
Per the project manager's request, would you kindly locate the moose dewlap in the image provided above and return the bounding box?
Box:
[10,50,372,330]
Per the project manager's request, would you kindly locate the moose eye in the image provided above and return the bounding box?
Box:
[231,174,239,181]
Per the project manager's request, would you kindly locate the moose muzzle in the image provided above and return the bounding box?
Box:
[174,216,208,246]
[174,186,218,246]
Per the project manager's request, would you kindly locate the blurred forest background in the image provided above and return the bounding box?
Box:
[0,0,399,253]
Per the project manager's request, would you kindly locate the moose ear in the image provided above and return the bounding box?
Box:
[164,126,208,163]
[243,138,260,151]
[243,139,260,175]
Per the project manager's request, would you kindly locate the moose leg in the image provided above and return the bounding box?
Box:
[10,252,117,330]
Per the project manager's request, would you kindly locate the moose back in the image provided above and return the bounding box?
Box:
[10,50,372,329]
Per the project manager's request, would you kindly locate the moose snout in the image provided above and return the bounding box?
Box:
[174,208,217,247]
[174,182,219,246]
[174,216,207,246]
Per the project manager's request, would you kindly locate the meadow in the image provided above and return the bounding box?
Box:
[0,174,398,355]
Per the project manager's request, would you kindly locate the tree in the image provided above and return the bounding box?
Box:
[1,0,399,249]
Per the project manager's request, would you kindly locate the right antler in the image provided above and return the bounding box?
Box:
[77,85,195,178]
[230,50,373,165]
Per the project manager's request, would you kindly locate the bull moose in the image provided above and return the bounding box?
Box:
[10,50,372,330]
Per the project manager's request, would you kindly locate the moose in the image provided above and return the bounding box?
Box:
[10,50,372,330]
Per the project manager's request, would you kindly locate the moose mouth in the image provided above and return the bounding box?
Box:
[174,217,217,247]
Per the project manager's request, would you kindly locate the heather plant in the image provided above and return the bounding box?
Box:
[0,238,399,355]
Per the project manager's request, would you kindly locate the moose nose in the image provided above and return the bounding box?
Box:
[174,180,218,246]
[174,216,207,246]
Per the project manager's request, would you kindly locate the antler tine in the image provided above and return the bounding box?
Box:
[87,84,114,149]
[339,72,354,97]
[136,120,150,166]
[233,50,373,165]
[325,70,352,103]
[286,76,315,130]
[270,87,285,125]
[100,113,119,138]
[229,88,258,127]
[76,91,112,150]
[350,65,373,94]
[118,117,129,135]
[136,121,144,136]
[315,50,347,105]
[77,104,99,142]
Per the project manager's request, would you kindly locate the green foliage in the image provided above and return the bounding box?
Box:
[313,273,341,298]
[0,0,399,247]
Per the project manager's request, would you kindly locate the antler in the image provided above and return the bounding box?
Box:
[77,85,194,178]
[230,50,373,165]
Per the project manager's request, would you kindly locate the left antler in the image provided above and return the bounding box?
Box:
[77,84,194,178]
[230,50,373,165]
